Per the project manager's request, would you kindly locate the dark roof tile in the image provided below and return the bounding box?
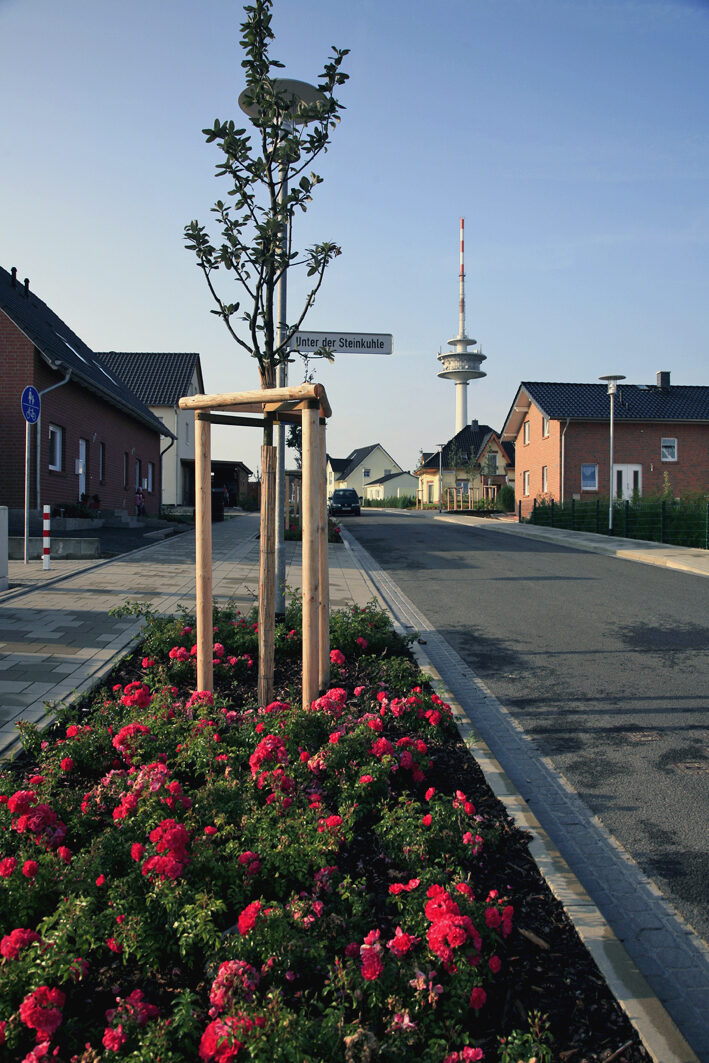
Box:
[97,351,204,406]
[0,266,172,437]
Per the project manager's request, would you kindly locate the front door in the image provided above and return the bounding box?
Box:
[613,464,642,500]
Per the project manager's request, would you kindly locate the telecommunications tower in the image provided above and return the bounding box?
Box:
[437,218,486,433]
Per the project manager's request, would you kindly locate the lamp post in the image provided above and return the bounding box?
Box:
[599,374,625,533]
[239,79,323,618]
[437,444,445,513]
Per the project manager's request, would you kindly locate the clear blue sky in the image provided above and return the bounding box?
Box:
[2,0,708,477]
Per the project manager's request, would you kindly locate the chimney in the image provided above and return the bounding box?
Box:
[471,418,478,430]
[23,278,30,298]
[10,267,17,287]
[657,370,670,391]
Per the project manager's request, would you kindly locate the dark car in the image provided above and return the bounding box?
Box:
[328,488,361,516]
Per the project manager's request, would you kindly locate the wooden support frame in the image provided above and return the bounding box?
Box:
[179,384,331,709]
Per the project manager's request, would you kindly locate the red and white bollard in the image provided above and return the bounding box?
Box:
[42,505,51,570]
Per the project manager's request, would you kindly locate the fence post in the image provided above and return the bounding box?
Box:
[550,499,555,527]
[660,500,665,544]
[625,499,630,539]
[571,498,575,531]
[706,501,709,551]
[595,499,599,534]
[518,499,522,522]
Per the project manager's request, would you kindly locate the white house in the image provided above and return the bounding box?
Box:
[98,352,205,507]
[364,471,419,501]
[327,444,403,501]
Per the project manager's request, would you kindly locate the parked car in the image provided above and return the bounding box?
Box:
[328,488,361,516]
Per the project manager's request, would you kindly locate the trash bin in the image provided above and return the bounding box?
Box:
[211,488,225,523]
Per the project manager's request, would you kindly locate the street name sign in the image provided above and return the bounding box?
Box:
[21,385,41,423]
[290,331,392,355]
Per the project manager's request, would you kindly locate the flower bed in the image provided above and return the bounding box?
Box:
[0,602,648,1061]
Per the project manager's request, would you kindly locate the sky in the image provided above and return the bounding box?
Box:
[2,0,708,477]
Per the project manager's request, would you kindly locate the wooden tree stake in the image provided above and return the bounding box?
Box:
[318,418,330,690]
[258,444,276,706]
[301,403,320,708]
[195,414,213,692]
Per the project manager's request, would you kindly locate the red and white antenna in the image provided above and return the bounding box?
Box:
[437,217,487,434]
[459,217,466,338]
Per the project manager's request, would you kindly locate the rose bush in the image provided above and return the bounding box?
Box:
[0,602,565,1060]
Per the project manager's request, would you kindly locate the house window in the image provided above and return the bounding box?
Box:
[523,421,530,445]
[581,463,598,491]
[148,462,155,493]
[363,469,370,478]
[542,417,550,437]
[542,466,548,493]
[523,471,530,496]
[123,452,129,489]
[485,453,497,475]
[135,460,142,490]
[99,442,106,484]
[48,424,63,471]
[427,482,434,503]
[661,438,677,462]
[384,468,392,476]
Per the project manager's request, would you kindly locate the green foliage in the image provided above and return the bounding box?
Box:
[184,0,349,382]
[361,495,416,509]
[498,1010,554,1063]
[531,493,709,549]
[496,483,515,511]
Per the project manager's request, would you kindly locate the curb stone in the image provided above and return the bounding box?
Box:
[341,528,701,1063]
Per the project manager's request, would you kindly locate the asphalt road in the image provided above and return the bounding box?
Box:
[345,510,709,945]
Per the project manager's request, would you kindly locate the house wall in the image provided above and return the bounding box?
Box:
[0,314,162,515]
[150,371,200,506]
[514,405,563,517]
[514,400,709,518]
[329,446,402,500]
[364,473,418,501]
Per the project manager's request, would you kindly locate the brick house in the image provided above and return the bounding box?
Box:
[97,351,205,507]
[416,420,514,506]
[0,266,173,516]
[501,373,709,519]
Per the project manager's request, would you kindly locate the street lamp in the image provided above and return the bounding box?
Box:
[599,374,625,534]
[239,79,324,618]
[437,444,445,513]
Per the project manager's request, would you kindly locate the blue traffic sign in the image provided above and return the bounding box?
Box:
[21,385,41,424]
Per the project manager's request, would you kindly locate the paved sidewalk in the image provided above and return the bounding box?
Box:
[437,512,709,577]
[0,513,375,758]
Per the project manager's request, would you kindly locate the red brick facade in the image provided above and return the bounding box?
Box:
[1,310,163,515]
[515,399,709,518]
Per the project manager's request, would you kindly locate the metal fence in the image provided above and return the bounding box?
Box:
[526,497,709,550]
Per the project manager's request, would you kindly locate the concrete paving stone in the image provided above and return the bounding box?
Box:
[0,679,33,693]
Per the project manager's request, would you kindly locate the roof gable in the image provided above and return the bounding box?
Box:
[329,443,401,481]
[419,422,503,470]
[0,266,172,437]
[97,352,204,406]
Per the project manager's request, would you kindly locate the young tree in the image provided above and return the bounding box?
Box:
[184,0,348,703]
[184,0,348,405]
